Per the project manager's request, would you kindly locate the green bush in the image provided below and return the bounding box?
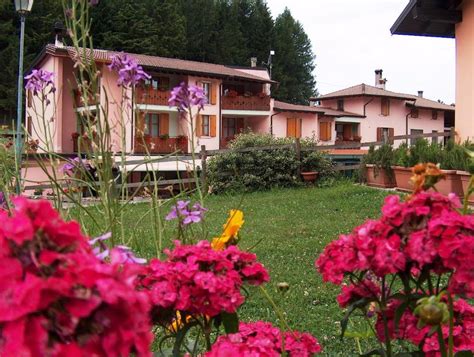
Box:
[207,133,335,193]
[361,144,395,179]
[0,135,16,193]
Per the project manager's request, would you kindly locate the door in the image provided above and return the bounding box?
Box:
[221,117,244,148]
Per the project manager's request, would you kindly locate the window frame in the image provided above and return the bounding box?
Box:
[144,113,160,138]
[381,98,390,116]
[337,99,344,111]
[201,115,210,136]
[202,82,211,104]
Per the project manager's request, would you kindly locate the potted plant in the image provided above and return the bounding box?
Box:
[300,151,323,183]
[362,144,395,188]
[392,142,413,191]
[438,141,467,199]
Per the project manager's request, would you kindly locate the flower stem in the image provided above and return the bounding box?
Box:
[436,324,448,357]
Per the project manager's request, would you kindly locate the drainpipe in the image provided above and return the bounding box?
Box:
[270,111,280,136]
[363,97,374,116]
[405,110,410,145]
[219,83,222,147]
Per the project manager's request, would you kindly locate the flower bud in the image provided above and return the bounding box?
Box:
[414,295,449,327]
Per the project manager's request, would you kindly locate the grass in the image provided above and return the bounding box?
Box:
[75,181,397,355]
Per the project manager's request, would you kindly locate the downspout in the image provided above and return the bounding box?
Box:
[363,97,374,116]
[219,83,222,147]
[270,111,279,136]
[405,110,411,145]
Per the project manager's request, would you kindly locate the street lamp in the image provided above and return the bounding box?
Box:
[14,0,34,194]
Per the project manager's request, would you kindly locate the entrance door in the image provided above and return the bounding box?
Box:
[221,117,244,148]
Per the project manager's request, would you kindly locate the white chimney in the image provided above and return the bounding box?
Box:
[250,57,257,68]
[417,90,423,98]
[374,69,387,90]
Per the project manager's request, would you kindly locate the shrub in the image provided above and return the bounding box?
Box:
[361,144,395,179]
[207,133,335,193]
[0,133,15,193]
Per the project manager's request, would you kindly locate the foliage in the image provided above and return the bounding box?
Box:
[0,133,15,194]
[207,133,334,193]
[439,140,469,171]
[0,0,317,120]
[272,8,318,104]
[361,144,395,179]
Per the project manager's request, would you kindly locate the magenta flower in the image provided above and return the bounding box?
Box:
[108,53,151,87]
[169,82,207,112]
[166,200,207,225]
[111,245,147,265]
[25,69,55,95]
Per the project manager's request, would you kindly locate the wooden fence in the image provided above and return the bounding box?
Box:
[23,128,455,192]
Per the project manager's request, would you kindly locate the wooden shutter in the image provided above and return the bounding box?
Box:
[287,118,296,138]
[210,115,217,137]
[196,114,202,137]
[159,113,169,135]
[136,112,146,135]
[320,121,331,141]
[381,98,390,116]
[210,83,217,105]
[388,128,394,144]
[376,127,383,141]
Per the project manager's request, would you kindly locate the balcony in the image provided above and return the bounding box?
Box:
[136,87,171,106]
[134,136,188,154]
[74,89,99,108]
[222,94,270,111]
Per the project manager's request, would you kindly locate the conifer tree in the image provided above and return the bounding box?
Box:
[272,8,317,104]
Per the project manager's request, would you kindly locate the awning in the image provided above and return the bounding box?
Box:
[335,117,362,124]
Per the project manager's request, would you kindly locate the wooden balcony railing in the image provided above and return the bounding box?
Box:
[74,89,99,108]
[134,136,188,154]
[136,88,171,106]
[222,95,271,111]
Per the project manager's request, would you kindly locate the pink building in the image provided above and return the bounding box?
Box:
[311,69,455,146]
[391,0,472,141]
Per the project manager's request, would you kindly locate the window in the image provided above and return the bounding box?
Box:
[337,99,344,111]
[432,130,438,144]
[410,129,423,146]
[335,123,343,140]
[145,77,170,91]
[144,113,160,137]
[377,127,394,143]
[223,118,236,138]
[319,121,332,141]
[27,90,32,108]
[202,115,210,136]
[287,118,302,138]
[432,110,438,120]
[381,98,390,116]
[202,82,211,104]
[410,108,419,118]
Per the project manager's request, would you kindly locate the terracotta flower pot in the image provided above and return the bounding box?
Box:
[392,166,413,192]
[365,164,395,188]
[434,169,463,199]
[457,171,473,203]
[301,171,318,183]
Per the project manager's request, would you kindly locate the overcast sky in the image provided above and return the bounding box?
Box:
[266,0,455,104]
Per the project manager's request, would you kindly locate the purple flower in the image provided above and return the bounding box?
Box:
[111,245,147,264]
[108,53,151,87]
[60,157,91,176]
[166,200,207,226]
[25,69,55,96]
[0,192,7,211]
[169,82,207,112]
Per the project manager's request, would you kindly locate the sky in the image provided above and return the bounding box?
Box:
[266,0,456,104]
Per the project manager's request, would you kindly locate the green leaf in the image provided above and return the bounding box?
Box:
[341,298,368,339]
[221,312,239,334]
[359,348,387,356]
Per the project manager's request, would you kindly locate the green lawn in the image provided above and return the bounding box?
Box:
[78,182,396,355]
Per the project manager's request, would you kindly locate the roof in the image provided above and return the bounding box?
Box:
[312,83,454,112]
[390,0,462,38]
[34,44,274,84]
[273,100,364,117]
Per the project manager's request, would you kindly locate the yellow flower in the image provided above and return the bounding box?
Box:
[211,210,244,251]
[222,209,244,238]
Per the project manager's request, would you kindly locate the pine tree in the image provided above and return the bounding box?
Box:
[272,8,317,104]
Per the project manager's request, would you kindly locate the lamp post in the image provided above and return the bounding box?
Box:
[14,0,34,194]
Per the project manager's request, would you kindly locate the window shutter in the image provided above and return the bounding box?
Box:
[286,118,295,137]
[381,98,390,116]
[196,114,202,137]
[388,128,394,144]
[210,83,217,105]
[376,127,383,141]
[159,113,169,135]
[320,121,331,141]
[296,118,302,138]
[210,115,217,137]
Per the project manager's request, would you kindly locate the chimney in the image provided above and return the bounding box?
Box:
[374,69,387,90]
[53,21,65,48]
[417,90,423,98]
[250,57,257,68]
